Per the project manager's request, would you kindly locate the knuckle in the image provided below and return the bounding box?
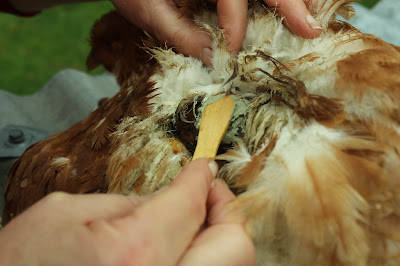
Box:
[42,191,70,206]
[171,29,192,55]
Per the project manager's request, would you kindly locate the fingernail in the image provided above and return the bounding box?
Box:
[208,160,219,178]
[200,47,213,67]
[306,14,322,30]
[211,180,215,188]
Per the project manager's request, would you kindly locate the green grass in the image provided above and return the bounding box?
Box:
[358,0,380,8]
[0,1,113,95]
[0,0,380,95]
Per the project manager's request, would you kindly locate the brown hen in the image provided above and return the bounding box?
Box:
[3,0,400,265]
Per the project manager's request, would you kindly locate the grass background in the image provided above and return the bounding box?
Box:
[0,0,380,95]
[0,1,113,95]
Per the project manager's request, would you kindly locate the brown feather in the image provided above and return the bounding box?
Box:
[87,11,158,89]
[4,2,400,265]
[236,135,277,187]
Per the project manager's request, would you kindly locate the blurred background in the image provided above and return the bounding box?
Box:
[0,1,114,95]
[0,0,381,95]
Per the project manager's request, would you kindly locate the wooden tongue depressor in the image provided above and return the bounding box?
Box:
[192,95,235,160]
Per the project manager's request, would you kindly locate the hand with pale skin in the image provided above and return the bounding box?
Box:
[110,0,322,65]
[9,0,321,65]
[0,159,255,266]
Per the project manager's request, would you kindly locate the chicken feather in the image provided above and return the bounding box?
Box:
[3,0,400,264]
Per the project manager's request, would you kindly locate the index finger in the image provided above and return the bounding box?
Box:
[178,180,255,265]
[211,0,248,52]
[264,0,322,38]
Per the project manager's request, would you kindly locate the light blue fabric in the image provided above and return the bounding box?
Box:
[349,0,400,46]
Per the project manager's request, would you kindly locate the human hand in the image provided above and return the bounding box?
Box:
[0,158,255,266]
[263,0,322,38]
[110,0,322,65]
